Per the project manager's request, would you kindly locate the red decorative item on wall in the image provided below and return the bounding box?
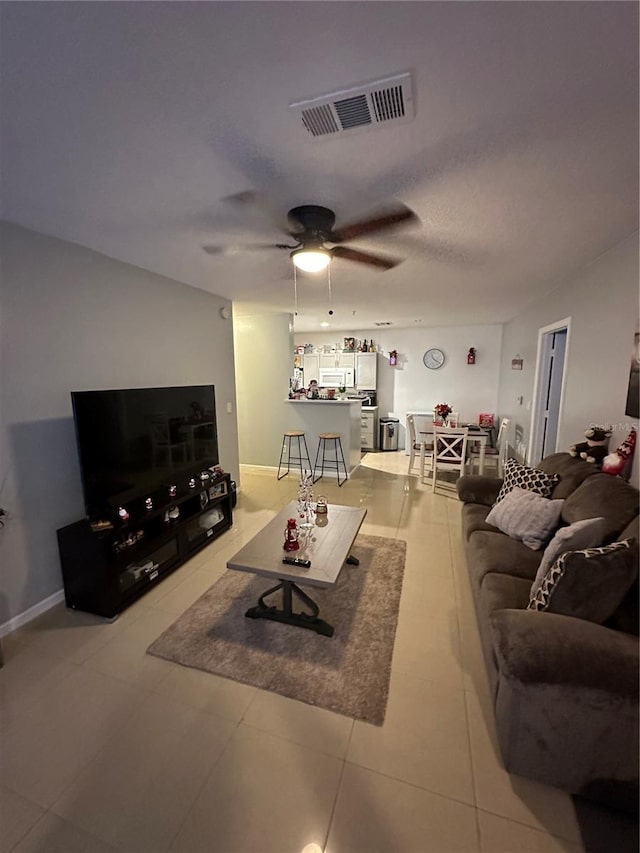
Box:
[467,347,476,365]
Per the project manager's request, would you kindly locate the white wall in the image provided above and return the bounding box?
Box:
[234,313,294,466]
[0,223,239,629]
[295,325,503,446]
[498,231,639,487]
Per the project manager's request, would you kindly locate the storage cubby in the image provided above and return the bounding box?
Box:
[57,473,233,618]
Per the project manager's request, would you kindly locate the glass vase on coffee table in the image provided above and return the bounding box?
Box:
[297,474,315,529]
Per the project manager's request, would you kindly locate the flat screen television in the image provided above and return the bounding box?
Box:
[71,385,219,518]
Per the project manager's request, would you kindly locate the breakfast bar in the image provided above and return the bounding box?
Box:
[286,399,362,477]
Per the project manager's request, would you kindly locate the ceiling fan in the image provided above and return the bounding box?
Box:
[202,201,418,272]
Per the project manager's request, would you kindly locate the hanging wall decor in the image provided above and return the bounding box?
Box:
[467,347,476,365]
[511,355,524,370]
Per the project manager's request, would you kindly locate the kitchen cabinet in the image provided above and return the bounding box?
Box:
[356,352,377,390]
[361,407,378,451]
[302,353,320,380]
[319,352,355,369]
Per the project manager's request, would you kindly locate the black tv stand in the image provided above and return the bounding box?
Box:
[57,472,233,619]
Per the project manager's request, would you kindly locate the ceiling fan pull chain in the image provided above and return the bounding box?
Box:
[327,264,332,312]
[293,263,298,316]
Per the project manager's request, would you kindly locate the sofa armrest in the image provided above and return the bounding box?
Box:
[457,475,503,506]
[490,609,639,701]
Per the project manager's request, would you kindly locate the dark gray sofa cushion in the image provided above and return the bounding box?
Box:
[538,452,601,499]
[457,475,502,507]
[561,473,639,541]
[465,530,541,590]
[461,503,498,540]
[480,572,531,614]
[605,517,640,636]
[528,539,638,623]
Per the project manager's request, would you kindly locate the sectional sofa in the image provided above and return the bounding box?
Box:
[457,453,639,811]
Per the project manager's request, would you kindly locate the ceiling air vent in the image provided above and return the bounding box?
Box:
[291,72,414,140]
[374,321,393,326]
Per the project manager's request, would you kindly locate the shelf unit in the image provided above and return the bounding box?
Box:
[57,473,233,618]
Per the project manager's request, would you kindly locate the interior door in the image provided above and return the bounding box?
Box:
[541,329,567,458]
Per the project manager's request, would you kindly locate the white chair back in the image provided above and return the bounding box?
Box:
[406,415,423,475]
[497,417,511,475]
[432,426,469,491]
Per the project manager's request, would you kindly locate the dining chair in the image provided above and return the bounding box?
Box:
[429,426,469,492]
[407,414,433,475]
[469,417,510,476]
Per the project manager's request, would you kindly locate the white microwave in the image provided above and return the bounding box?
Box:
[318,367,355,388]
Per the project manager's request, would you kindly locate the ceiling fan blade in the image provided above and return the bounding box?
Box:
[202,242,296,256]
[331,245,402,271]
[330,204,418,243]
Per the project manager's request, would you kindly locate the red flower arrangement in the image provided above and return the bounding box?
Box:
[434,403,452,419]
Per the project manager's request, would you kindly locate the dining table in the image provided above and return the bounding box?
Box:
[419,424,492,475]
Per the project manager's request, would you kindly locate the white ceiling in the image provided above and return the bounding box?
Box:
[1,2,638,333]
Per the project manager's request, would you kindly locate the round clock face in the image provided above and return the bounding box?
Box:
[423,348,445,370]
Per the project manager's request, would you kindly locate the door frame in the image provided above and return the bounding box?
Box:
[528,317,571,466]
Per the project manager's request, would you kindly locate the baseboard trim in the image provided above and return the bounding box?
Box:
[0,589,65,638]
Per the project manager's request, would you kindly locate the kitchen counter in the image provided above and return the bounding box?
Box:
[285,399,361,476]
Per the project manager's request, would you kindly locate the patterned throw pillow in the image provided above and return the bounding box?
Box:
[530,517,606,597]
[494,458,559,506]
[528,539,638,623]
[485,487,564,550]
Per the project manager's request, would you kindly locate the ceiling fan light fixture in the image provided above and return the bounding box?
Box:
[291,247,331,273]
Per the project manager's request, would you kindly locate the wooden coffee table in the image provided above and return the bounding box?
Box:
[226,501,367,637]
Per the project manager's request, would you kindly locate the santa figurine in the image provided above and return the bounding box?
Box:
[601,428,637,478]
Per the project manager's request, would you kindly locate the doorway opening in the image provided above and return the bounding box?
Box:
[528,318,570,466]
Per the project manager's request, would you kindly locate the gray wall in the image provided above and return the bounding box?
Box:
[498,231,639,486]
[0,223,238,628]
[234,313,293,466]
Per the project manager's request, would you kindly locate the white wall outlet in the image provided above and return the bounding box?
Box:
[526,400,531,410]
[226,402,233,414]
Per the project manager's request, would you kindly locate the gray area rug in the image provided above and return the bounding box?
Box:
[147,534,406,725]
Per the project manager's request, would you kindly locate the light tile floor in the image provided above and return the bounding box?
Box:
[0,452,600,851]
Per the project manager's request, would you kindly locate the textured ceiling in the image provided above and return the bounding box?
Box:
[1,2,638,332]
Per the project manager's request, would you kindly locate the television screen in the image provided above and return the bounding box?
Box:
[71,385,219,518]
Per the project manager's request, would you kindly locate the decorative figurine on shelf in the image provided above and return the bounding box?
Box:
[145,497,153,510]
[188,478,196,488]
[169,485,177,497]
[389,350,398,366]
[297,473,315,528]
[118,506,129,522]
[467,347,476,365]
[283,518,300,551]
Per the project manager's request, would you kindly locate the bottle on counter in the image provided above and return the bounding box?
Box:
[369,340,375,352]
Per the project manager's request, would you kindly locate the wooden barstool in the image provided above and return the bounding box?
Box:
[313,432,348,487]
[277,431,313,480]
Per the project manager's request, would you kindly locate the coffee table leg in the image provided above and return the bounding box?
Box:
[346,555,359,565]
[245,579,334,637]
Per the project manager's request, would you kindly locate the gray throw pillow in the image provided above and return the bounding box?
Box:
[528,539,638,623]
[530,517,606,597]
[485,487,564,550]
[494,458,560,506]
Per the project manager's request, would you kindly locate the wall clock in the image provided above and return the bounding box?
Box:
[423,348,445,370]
